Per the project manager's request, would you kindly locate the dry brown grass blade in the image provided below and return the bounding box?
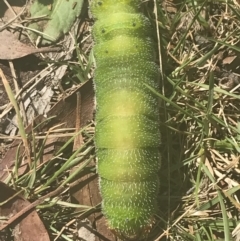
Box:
[0,68,32,167]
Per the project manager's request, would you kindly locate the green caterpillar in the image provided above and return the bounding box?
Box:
[91,0,161,239]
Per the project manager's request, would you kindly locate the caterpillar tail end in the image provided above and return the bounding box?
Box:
[108,217,156,241]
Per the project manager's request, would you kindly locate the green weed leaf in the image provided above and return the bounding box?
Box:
[28,0,84,45]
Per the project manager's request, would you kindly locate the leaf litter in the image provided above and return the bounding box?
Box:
[0,181,50,241]
[0,30,61,60]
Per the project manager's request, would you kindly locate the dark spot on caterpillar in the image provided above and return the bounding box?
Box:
[105,50,108,53]
[97,1,102,6]
[72,2,77,9]
[132,22,136,27]
[102,29,105,33]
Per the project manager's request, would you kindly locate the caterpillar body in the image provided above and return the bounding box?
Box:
[90,0,161,239]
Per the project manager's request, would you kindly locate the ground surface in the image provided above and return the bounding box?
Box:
[0,0,240,241]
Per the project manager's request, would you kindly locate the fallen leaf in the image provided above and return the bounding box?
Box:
[0,30,61,60]
[0,80,94,181]
[222,55,237,65]
[0,181,50,241]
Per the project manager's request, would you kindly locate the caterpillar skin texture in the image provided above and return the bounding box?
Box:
[91,0,161,239]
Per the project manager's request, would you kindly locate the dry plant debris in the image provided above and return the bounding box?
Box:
[0,181,50,241]
[0,30,61,60]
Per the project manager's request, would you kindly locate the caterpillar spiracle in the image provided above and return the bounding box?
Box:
[90,0,161,239]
